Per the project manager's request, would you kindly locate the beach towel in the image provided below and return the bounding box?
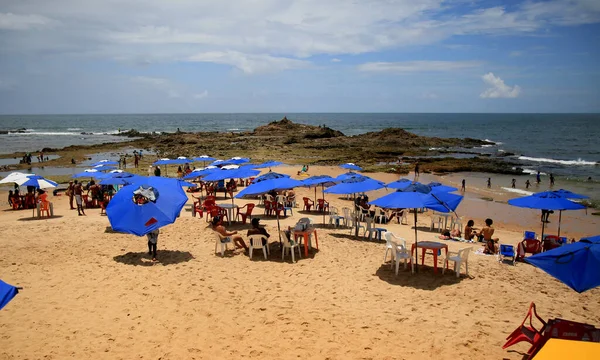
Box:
[474,248,493,256]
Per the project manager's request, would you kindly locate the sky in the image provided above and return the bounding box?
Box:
[0,0,599,114]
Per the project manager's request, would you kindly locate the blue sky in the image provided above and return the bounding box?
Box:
[0,0,599,114]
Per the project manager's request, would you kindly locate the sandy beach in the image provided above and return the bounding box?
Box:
[1,166,599,360]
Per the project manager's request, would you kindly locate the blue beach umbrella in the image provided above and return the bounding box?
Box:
[169,156,192,165]
[92,165,117,172]
[99,173,143,186]
[335,171,361,181]
[91,160,119,167]
[387,178,413,189]
[370,186,463,269]
[107,177,188,236]
[16,175,58,189]
[551,189,589,200]
[221,157,250,165]
[236,172,304,242]
[302,175,338,223]
[508,191,586,239]
[324,176,386,236]
[203,167,260,182]
[340,163,362,171]
[253,161,284,169]
[153,158,174,165]
[427,182,459,193]
[193,155,216,163]
[182,166,219,180]
[0,279,19,310]
[73,169,106,179]
[525,236,600,293]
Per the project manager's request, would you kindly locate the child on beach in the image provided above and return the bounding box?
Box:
[511,179,516,188]
[487,178,491,188]
[147,229,159,261]
[525,179,531,189]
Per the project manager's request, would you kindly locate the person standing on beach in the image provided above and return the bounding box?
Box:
[525,179,531,189]
[67,180,75,210]
[74,180,85,216]
[154,166,161,177]
[122,156,127,169]
[414,162,420,180]
[461,179,466,192]
[148,165,153,177]
[511,179,516,188]
[536,171,541,184]
[487,178,491,188]
[147,229,159,261]
[134,153,139,168]
[550,173,555,187]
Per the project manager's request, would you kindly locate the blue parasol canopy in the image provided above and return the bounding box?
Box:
[386,178,413,189]
[91,160,119,167]
[221,157,251,166]
[339,163,362,171]
[72,169,106,179]
[551,189,589,200]
[99,173,143,186]
[0,279,19,310]
[92,165,117,172]
[182,166,219,180]
[16,175,58,189]
[107,177,188,236]
[335,171,362,181]
[427,182,459,193]
[253,161,284,169]
[302,175,337,187]
[153,158,176,165]
[202,167,260,182]
[324,175,385,195]
[525,236,600,293]
[193,155,216,163]
[235,172,302,198]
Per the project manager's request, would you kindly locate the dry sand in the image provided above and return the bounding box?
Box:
[1,166,599,360]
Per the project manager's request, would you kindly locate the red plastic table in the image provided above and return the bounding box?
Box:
[293,228,319,257]
[411,240,449,274]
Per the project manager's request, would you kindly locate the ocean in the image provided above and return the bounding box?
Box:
[1,113,599,184]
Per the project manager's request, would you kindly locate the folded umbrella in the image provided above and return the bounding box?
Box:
[525,235,600,293]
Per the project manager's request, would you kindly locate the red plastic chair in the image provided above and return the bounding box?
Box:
[236,203,255,224]
[100,200,107,215]
[543,235,562,252]
[218,207,229,223]
[12,197,21,210]
[317,199,329,213]
[39,201,51,218]
[205,206,218,223]
[303,197,314,211]
[503,302,548,355]
[518,239,542,261]
[264,201,274,216]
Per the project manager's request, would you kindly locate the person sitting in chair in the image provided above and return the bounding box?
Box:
[247,218,270,247]
[211,216,248,251]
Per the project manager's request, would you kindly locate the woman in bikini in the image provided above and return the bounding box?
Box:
[479,218,499,254]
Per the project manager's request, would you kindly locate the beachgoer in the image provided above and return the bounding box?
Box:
[587,176,592,182]
[147,229,159,261]
[525,179,531,189]
[414,162,420,179]
[71,157,76,165]
[536,171,541,184]
[177,166,183,178]
[67,180,75,209]
[154,166,161,177]
[37,189,48,204]
[487,178,491,189]
[511,179,516,188]
[148,165,153,177]
[247,218,270,247]
[122,156,127,169]
[134,154,139,168]
[550,173,555,187]
[139,150,143,159]
[541,209,554,223]
[461,179,465,192]
[74,180,85,216]
[211,216,248,251]
[8,190,13,207]
[464,220,476,241]
[479,218,499,254]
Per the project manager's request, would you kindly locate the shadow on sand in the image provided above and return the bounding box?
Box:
[18,215,64,221]
[114,250,195,266]
[374,263,468,290]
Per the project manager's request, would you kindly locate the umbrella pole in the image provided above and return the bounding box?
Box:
[322,185,325,226]
[414,209,418,273]
[277,208,282,247]
[558,210,562,238]
[314,187,317,206]
[541,215,546,243]
[354,193,359,237]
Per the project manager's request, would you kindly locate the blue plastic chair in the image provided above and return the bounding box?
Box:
[498,244,516,265]
[524,231,536,240]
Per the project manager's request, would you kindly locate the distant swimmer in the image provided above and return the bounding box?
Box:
[487,178,491,189]
[588,176,593,182]
[525,179,531,189]
[511,179,516,188]
[550,173,555,187]
[414,162,420,180]
[536,171,541,184]
[461,179,466,192]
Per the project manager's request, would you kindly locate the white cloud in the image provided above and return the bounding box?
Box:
[358,60,482,73]
[0,12,56,30]
[131,76,169,86]
[331,58,342,62]
[0,1,598,70]
[480,72,521,98]
[187,51,310,74]
[193,91,208,99]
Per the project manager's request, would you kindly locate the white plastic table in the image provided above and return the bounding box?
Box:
[217,203,238,225]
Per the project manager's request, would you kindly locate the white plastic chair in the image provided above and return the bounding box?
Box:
[281,230,301,263]
[328,206,344,228]
[342,207,352,227]
[364,216,387,240]
[374,207,386,224]
[213,231,232,257]
[248,234,268,260]
[450,217,463,232]
[400,210,409,225]
[387,237,414,275]
[430,214,444,232]
[442,247,472,278]
[384,232,405,263]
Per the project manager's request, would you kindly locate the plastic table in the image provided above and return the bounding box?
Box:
[217,203,238,225]
[411,240,449,274]
[293,228,319,257]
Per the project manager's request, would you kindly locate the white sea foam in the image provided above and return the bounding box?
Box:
[501,187,534,196]
[480,144,494,148]
[67,128,82,131]
[428,147,443,151]
[521,168,547,175]
[227,128,240,131]
[8,131,80,136]
[518,156,597,166]
[483,138,503,145]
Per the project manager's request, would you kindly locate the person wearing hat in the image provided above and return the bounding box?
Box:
[247,218,270,246]
[211,216,247,251]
